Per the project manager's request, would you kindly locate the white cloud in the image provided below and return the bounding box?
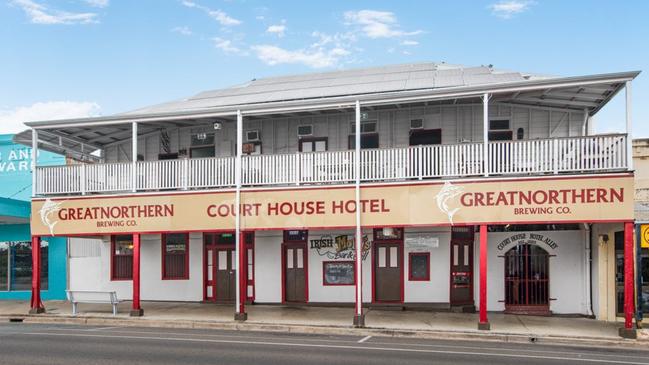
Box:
[172,26,192,36]
[489,0,534,19]
[10,0,98,24]
[266,23,286,37]
[401,40,418,46]
[0,101,101,133]
[83,0,109,8]
[251,45,349,69]
[181,0,241,26]
[213,37,246,55]
[344,10,421,38]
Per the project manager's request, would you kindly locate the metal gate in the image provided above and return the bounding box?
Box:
[504,244,550,315]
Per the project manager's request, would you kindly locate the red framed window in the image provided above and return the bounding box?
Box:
[245,232,255,301]
[408,252,430,281]
[111,235,133,280]
[162,233,189,280]
[322,261,355,286]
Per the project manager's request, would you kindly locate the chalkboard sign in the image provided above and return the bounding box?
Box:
[323,261,355,285]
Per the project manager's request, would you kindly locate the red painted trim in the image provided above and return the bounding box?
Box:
[30,236,43,310]
[132,233,141,311]
[624,221,634,329]
[408,252,430,281]
[479,225,488,325]
[246,234,256,302]
[161,233,190,280]
[202,236,208,301]
[322,261,356,286]
[238,231,246,314]
[32,172,634,202]
[42,218,633,238]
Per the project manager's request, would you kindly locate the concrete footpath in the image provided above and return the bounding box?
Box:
[1,300,647,348]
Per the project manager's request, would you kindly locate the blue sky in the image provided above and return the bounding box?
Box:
[0,0,647,135]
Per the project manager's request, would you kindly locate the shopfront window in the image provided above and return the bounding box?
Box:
[111,235,133,280]
[0,241,48,291]
[162,233,189,280]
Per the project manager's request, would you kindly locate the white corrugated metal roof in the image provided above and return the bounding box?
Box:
[124,63,543,116]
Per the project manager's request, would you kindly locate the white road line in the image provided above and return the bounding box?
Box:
[85,326,120,331]
[17,331,649,365]
[358,335,372,343]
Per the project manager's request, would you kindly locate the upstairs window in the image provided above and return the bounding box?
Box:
[162,233,189,280]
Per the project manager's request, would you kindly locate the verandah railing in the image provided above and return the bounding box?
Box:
[34,134,628,196]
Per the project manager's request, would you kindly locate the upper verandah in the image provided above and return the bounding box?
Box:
[12,62,639,196]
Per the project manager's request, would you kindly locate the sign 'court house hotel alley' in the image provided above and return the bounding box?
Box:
[15,62,640,337]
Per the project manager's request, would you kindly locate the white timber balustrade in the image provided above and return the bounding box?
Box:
[33,134,628,196]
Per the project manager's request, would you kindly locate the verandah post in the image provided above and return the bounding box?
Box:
[619,221,636,338]
[482,93,489,177]
[29,235,45,314]
[478,225,490,330]
[130,233,143,316]
[235,110,247,321]
[353,100,364,327]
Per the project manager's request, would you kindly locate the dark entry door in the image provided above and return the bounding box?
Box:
[450,227,474,306]
[284,244,307,302]
[215,247,235,301]
[374,242,402,302]
[204,233,236,302]
[504,244,550,314]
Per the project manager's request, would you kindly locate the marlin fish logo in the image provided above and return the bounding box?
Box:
[39,198,62,236]
[436,181,464,225]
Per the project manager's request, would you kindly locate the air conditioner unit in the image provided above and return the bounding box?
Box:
[410,119,424,129]
[297,125,313,137]
[246,130,260,142]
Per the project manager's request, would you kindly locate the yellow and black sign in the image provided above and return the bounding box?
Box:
[641,225,649,249]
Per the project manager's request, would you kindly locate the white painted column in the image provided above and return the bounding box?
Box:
[31,128,38,197]
[626,81,633,170]
[235,110,244,319]
[581,108,589,136]
[354,100,364,327]
[131,122,138,192]
[482,93,489,177]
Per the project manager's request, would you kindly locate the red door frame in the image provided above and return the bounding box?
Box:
[371,238,405,304]
[503,244,551,315]
[448,238,475,306]
[281,241,309,303]
[203,233,236,302]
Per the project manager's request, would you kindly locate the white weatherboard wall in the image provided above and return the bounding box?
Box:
[69,233,203,302]
[474,230,586,314]
[404,227,451,303]
[105,104,585,162]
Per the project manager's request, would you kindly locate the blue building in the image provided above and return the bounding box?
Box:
[0,134,66,300]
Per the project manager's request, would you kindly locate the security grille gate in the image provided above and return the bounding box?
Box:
[504,244,550,315]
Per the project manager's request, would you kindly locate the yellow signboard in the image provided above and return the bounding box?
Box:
[31,175,635,237]
[641,225,649,249]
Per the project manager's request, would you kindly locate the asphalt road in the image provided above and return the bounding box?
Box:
[0,323,648,365]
